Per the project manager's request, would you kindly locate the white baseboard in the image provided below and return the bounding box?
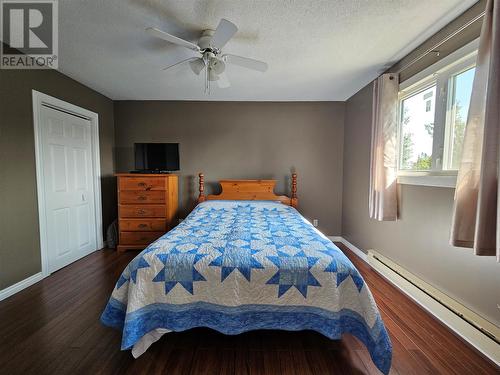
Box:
[328,236,368,263]
[0,272,45,302]
[0,244,107,302]
[328,235,500,367]
[368,250,500,366]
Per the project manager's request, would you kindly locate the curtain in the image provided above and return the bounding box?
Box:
[450,0,500,261]
[369,73,399,221]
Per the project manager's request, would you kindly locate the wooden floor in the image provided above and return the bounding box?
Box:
[0,244,497,375]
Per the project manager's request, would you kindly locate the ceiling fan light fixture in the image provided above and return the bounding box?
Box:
[189,58,206,75]
[210,59,225,75]
[208,69,219,81]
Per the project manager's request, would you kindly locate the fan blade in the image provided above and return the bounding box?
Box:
[222,54,268,72]
[146,27,200,51]
[189,58,206,75]
[217,72,231,88]
[162,57,199,71]
[210,19,238,49]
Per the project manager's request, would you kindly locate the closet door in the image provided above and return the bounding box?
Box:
[40,105,97,272]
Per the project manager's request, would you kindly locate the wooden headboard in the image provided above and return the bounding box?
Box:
[197,173,298,208]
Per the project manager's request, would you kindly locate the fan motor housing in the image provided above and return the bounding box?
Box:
[198,30,216,50]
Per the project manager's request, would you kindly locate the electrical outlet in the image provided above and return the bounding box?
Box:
[312,219,319,227]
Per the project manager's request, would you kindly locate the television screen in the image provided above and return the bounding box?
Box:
[134,143,180,171]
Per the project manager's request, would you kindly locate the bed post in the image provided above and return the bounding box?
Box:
[197,173,206,203]
[291,173,298,208]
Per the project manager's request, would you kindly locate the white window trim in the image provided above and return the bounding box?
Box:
[397,174,457,188]
[397,38,479,189]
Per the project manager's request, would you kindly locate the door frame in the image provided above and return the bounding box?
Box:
[32,90,104,277]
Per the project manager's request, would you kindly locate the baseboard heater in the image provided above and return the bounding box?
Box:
[367,249,500,365]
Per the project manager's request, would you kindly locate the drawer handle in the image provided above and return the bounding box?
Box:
[138,224,148,229]
[137,209,146,215]
[137,195,147,201]
[138,182,152,191]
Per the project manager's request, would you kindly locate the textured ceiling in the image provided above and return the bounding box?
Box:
[57,0,478,100]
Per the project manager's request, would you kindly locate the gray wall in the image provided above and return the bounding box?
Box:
[114,101,345,235]
[342,84,500,326]
[0,68,115,289]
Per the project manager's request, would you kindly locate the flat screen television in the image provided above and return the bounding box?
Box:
[134,143,180,172]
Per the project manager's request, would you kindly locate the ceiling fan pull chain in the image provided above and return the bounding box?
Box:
[205,57,209,94]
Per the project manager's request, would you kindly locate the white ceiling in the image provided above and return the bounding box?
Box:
[58,0,478,101]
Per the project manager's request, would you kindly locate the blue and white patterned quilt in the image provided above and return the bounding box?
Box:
[101,200,392,373]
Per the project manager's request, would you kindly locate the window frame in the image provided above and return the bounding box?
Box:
[396,39,479,188]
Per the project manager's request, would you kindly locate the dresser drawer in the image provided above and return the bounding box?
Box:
[120,219,167,232]
[119,177,166,191]
[119,205,167,218]
[120,190,165,204]
[120,231,164,245]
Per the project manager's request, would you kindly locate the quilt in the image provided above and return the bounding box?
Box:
[101,200,392,374]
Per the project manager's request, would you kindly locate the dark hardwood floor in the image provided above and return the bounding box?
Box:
[0,244,498,375]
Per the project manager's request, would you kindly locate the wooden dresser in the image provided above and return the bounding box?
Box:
[116,173,178,252]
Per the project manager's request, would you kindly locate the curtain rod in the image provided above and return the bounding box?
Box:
[394,10,485,74]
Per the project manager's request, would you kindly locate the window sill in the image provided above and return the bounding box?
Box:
[397,174,457,188]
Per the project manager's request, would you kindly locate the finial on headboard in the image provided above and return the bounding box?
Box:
[291,173,298,208]
[198,173,206,203]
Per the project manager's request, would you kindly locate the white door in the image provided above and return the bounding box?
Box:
[40,105,97,273]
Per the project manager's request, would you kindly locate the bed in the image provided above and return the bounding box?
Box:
[101,174,392,374]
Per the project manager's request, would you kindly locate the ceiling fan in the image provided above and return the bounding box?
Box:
[146,19,268,93]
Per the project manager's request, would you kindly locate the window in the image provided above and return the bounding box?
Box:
[400,85,436,171]
[397,41,477,187]
[445,67,475,170]
[425,100,432,112]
